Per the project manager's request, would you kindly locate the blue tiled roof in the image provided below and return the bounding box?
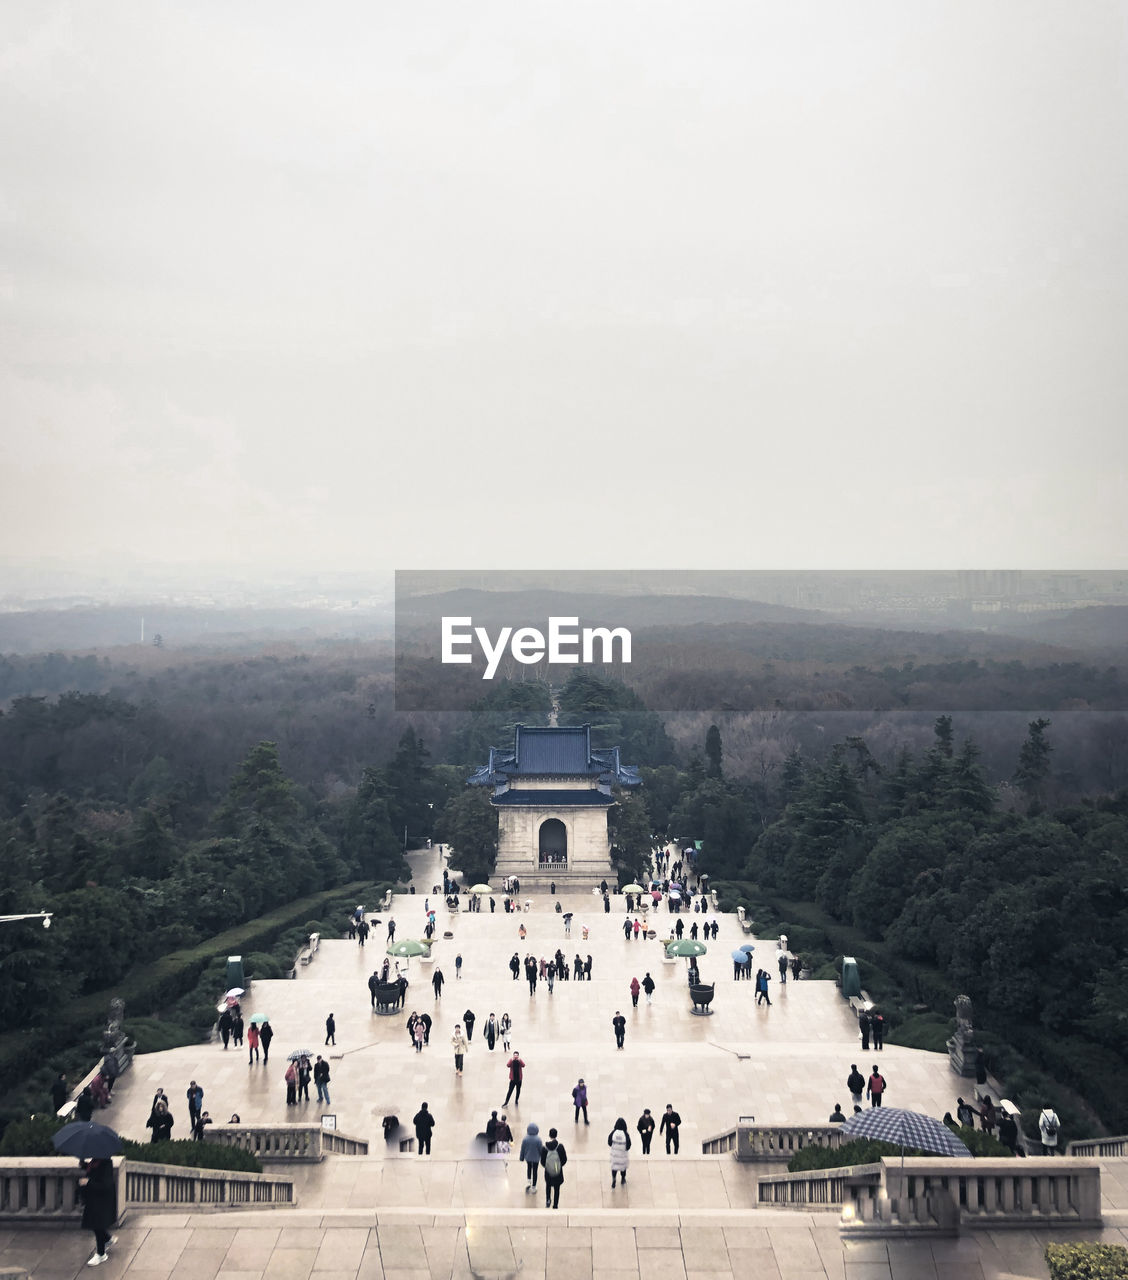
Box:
[491,789,615,807]
[467,725,641,788]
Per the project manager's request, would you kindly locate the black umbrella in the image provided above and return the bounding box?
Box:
[52,1121,123,1159]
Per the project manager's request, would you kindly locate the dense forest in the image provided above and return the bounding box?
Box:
[1,643,1126,1136]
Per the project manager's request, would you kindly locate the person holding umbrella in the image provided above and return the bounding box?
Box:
[78,1155,118,1265]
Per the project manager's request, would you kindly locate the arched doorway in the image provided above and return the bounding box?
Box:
[538,818,567,868]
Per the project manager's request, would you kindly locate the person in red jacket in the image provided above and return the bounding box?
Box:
[504,1051,525,1106]
[867,1066,887,1108]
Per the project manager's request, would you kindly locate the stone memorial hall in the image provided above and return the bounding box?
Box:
[468,723,640,885]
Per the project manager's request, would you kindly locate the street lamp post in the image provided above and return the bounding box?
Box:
[0,912,53,929]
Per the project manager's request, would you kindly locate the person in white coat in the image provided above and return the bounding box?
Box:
[608,1116,632,1188]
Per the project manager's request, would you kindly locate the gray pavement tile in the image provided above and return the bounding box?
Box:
[636,1227,683,1249]
[843,1263,892,1280]
[621,1250,686,1280]
[167,1247,228,1280]
[590,1225,638,1270]
[545,1245,597,1280]
[726,1246,783,1278]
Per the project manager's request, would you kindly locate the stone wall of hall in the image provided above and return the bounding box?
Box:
[494,804,613,883]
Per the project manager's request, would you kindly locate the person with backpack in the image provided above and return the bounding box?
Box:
[540,1128,568,1208]
[866,1065,887,1107]
[608,1117,631,1188]
[1039,1107,1060,1154]
[519,1122,544,1190]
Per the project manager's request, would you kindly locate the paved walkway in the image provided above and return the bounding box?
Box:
[4,846,1126,1278]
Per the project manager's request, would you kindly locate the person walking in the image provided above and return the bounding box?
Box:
[368,971,379,1010]
[630,977,640,1007]
[232,1010,244,1047]
[572,1078,589,1125]
[485,1013,499,1050]
[386,918,396,943]
[463,1009,476,1042]
[866,1065,887,1108]
[413,1019,425,1052]
[413,1102,434,1155]
[612,1011,627,1049]
[859,1010,871,1051]
[325,1013,336,1046]
[637,1108,655,1154]
[260,1020,273,1064]
[486,1110,499,1153]
[186,1081,203,1128]
[50,1073,68,1114]
[510,952,521,981]
[314,1055,331,1104]
[872,1012,885,1050]
[451,1023,468,1076]
[519,1122,544,1193]
[218,1007,233,1049]
[432,968,445,999]
[660,1103,681,1154]
[297,1055,312,1101]
[495,1114,513,1154]
[643,973,655,1005]
[504,1051,525,1106]
[78,1156,118,1267]
[455,953,463,980]
[540,1129,568,1209]
[847,1064,865,1108]
[608,1117,631,1188]
[284,1062,297,1106]
[500,1013,512,1051]
[1039,1107,1061,1154]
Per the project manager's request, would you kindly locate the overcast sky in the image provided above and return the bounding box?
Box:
[2,2,1125,583]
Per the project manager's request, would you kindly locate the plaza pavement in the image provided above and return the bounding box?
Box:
[5,846,1127,1279]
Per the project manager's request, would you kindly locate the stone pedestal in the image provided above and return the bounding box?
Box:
[947,1033,978,1077]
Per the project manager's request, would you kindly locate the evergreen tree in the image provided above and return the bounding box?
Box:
[705,724,723,779]
[1014,717,1053,805]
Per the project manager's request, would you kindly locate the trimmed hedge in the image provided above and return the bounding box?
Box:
[0,1115,261,1172]
[0,879,387,1129]
[1046,1244,1128,1280]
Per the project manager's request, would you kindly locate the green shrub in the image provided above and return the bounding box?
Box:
[0,1115,59,1156]
[0,1114,261,1172]
[122,1138,262,1172]
[950,1125,1015,1157]
[1045,1243,1128,1279]
[788,1138,921,1172]
[889,1013,953,1055]
[243,952,284,981]
[123,1018,202,1054]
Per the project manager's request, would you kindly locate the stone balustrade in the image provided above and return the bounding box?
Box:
[1068,1135,1127,1158]
[758,1156,1102,1236]
[205,1124,368,1161]
[737,1124,844,1163]
[124,1159,295,1209]
[0,1158,294,1221]
[757,1162,883,1210]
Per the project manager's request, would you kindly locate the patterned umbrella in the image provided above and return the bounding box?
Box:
[841,1107,971,1158]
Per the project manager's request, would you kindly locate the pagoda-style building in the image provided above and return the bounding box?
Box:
[468,724,641,886]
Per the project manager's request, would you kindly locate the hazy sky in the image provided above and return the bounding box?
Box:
[3,2,1126,581]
